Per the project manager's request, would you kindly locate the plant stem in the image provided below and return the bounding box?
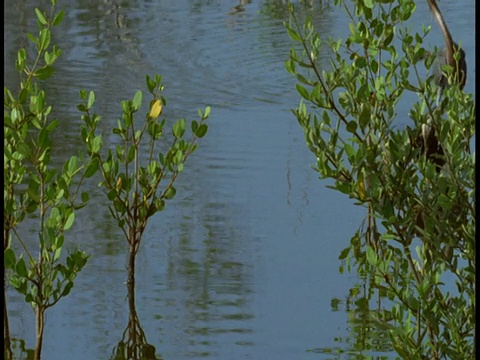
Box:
[35,307,45,360]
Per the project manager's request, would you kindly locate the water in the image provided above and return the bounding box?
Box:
[4,1,475,359]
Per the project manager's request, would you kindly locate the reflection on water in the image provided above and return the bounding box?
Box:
[4,0,475,359]
[307,277,397,359]
[111,269,159,360]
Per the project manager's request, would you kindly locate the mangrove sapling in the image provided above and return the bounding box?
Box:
[79,76,209,358]
[79,75,210,286]
[4,2,94,359]
[285,0,474,358]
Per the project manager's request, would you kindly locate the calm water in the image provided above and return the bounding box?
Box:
[4,1,475,359]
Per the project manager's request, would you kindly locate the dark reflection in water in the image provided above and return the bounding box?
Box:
[111,271,160,360]
[307,276,397,359]
[165,206,255,357]
[4,0,475,359]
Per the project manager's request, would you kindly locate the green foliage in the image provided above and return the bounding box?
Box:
[5,2,210,358]
[79,74,210,259]
[286,0,474,358]
[4,2,92,359]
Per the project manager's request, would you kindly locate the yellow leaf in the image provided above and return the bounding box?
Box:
[149,99,162,119]
[357,171,366,201]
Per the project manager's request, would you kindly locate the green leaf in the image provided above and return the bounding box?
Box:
[61,281,73,297]
[53,247,62,262]
[164,186,176,200]
[191,120,198,133]
[27,33,37,45]
[87,91,95,109]
[38,28,51,51]
[25,293,37,305]
[34,66,54,80]
[346,121,358,134]
[35,8,48,25]
[334,181,351,195]
[338,246,350,260]
[437,194,452,209]
[285,58,296,74]
[344,143,355,160]
[146,75,156,93]
[173,119,186,138]
[64,212,75,231]
[132,90,142,111]
[359,106,370,129]
[67,156,78,176]
[53,10,65,26]
[204,106,211,119]
[286,27,301,42]
[366,246,378,266]
[91,135,102,154]
[19,88,29,104]
[84,158,99,178]
[54,236,65,251]
[195,124,208,138]
[107,189,117,201]
[38,128,50,148]
[16,49,27,73]
[296,73,313,86]
[296,84,310,100]
[348,22,357,37]
[81,192,90,203]
[126,144,136,163]
[16,258,28,277]
[46,119,59,132]
[354,56,367,69]
[4,248,16,269]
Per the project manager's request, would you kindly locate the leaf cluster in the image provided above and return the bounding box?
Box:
[4,2,211,359]
[4,1,92,312]
[285,0,474,358]
[78,75,210,254]
[4,3,97,358]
